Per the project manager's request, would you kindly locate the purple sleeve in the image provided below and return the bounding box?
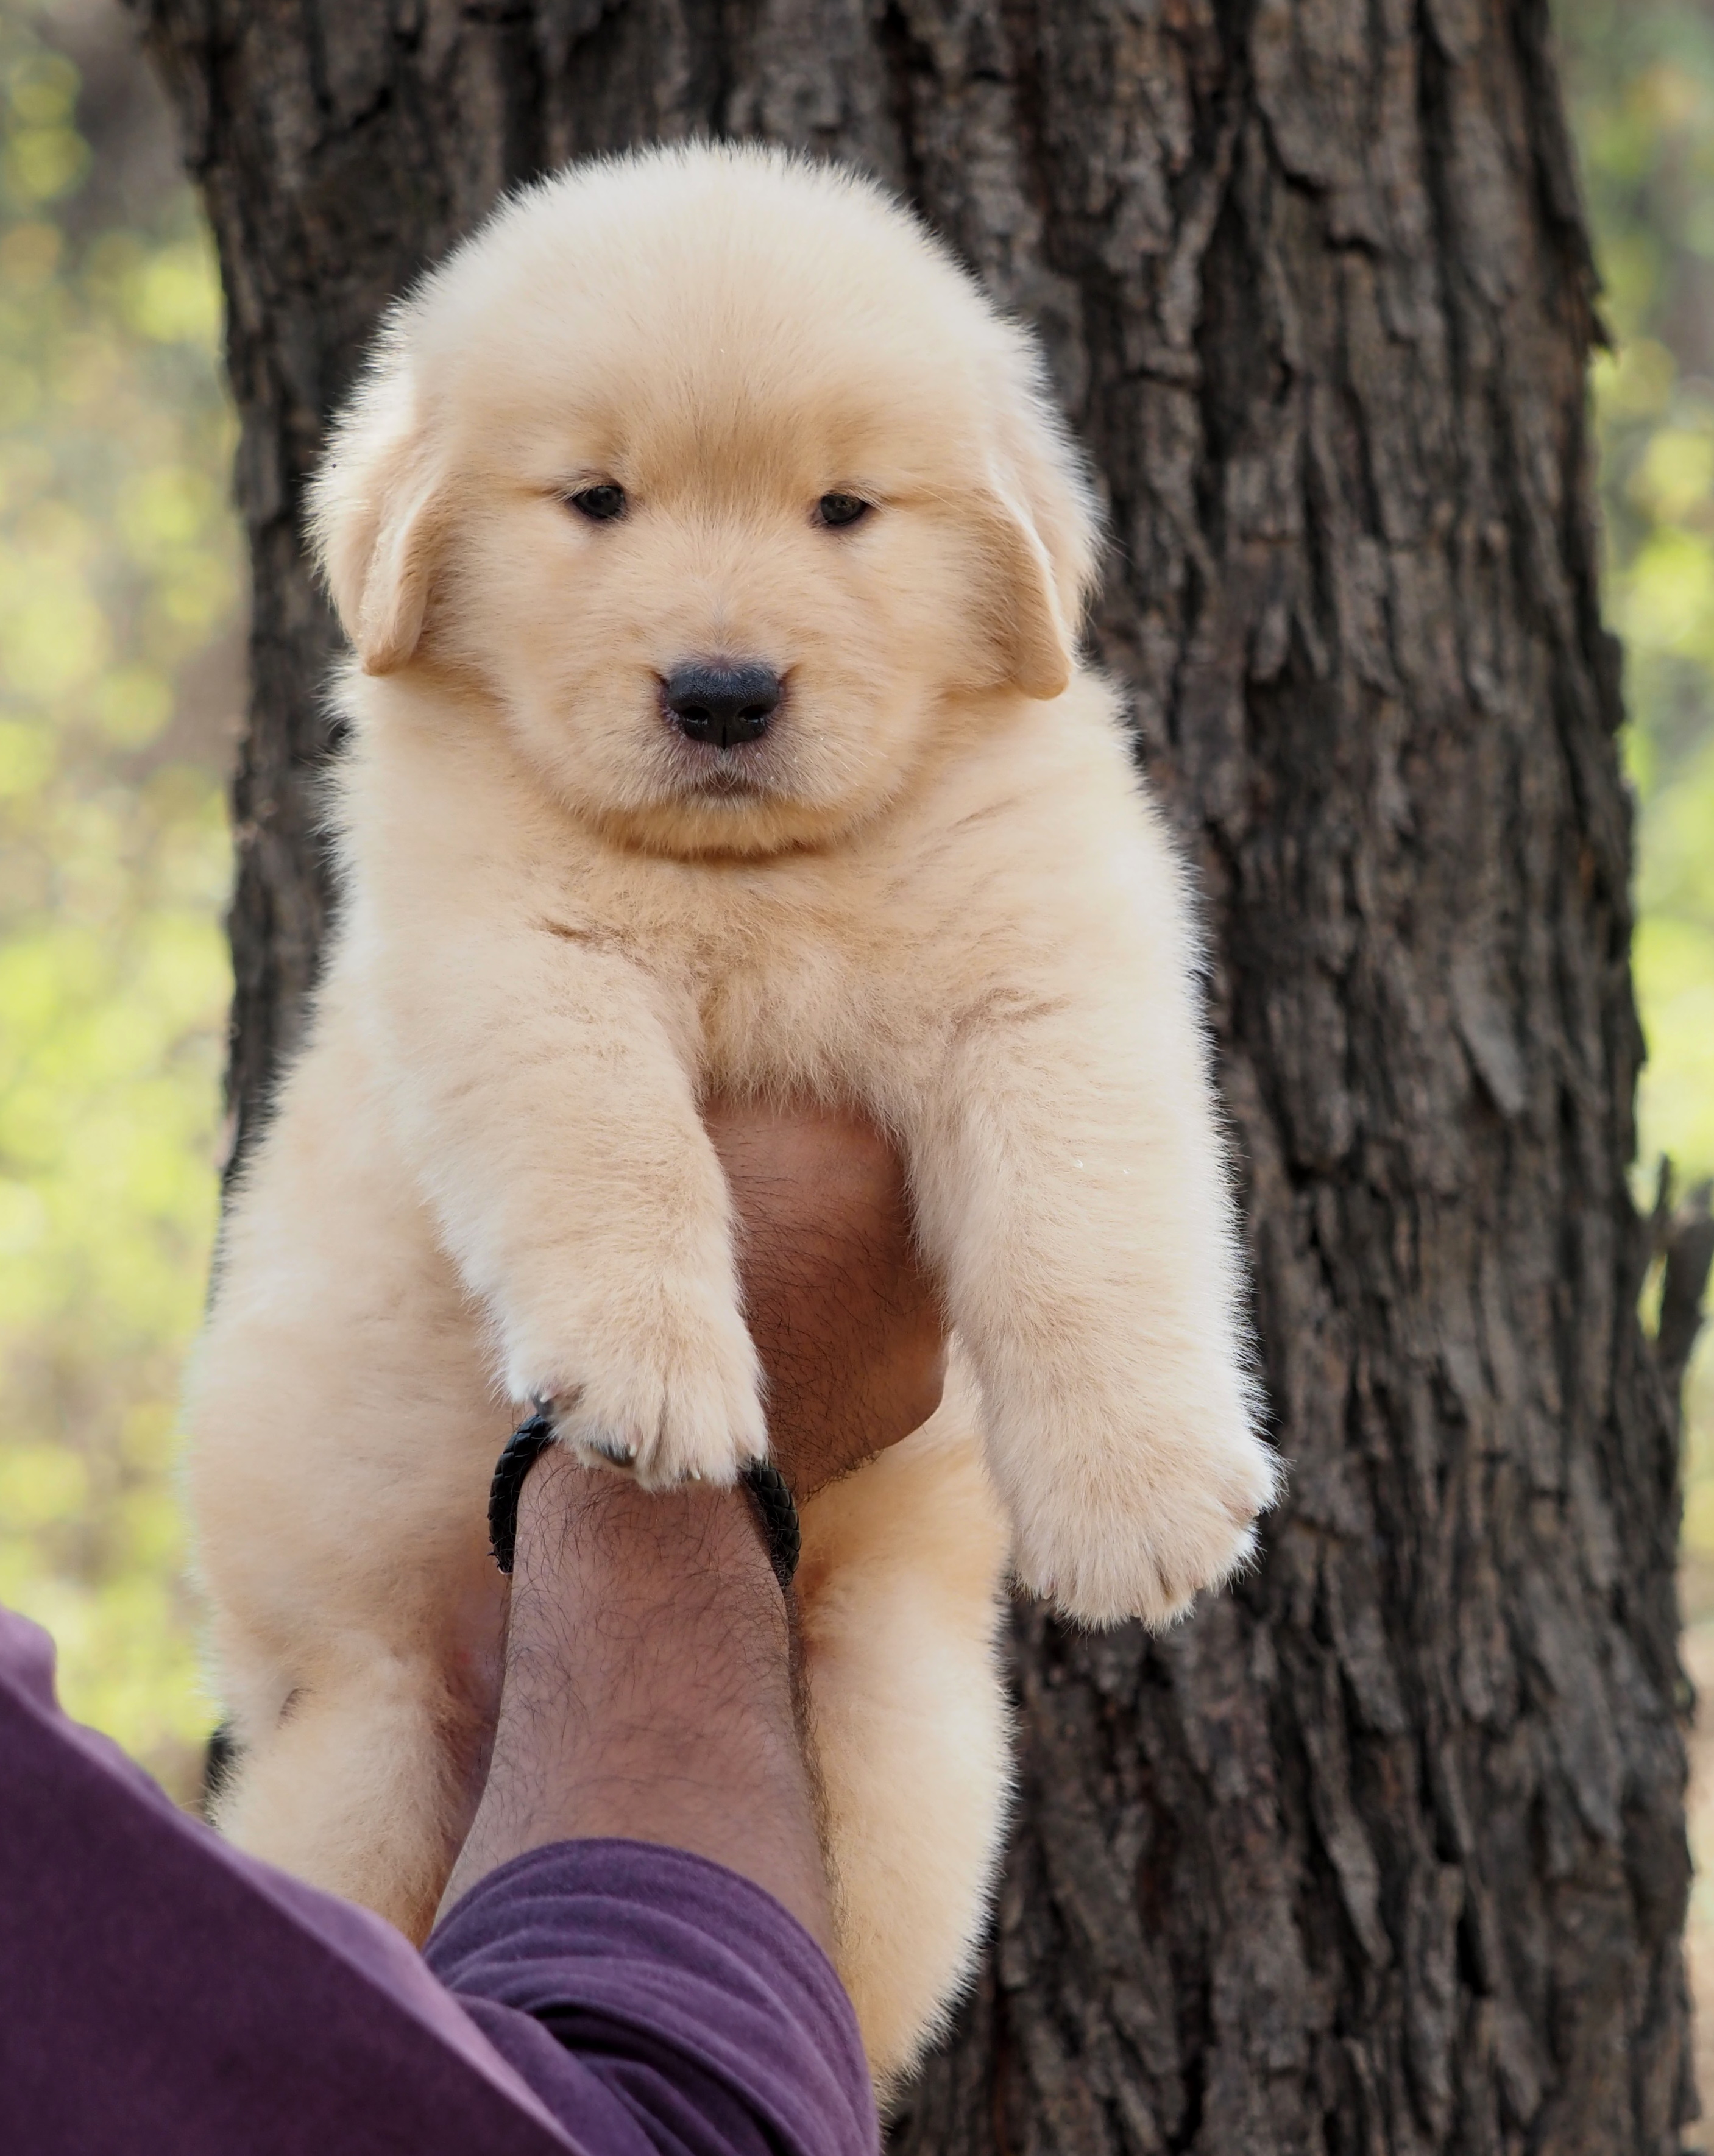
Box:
[0,1608,877,2156]
[427,1842,877,2156]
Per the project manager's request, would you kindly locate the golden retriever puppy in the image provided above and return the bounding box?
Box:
[186,143,1280,2087]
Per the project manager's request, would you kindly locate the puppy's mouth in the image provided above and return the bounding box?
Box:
[660,734,779,799]
[688,758,767,797]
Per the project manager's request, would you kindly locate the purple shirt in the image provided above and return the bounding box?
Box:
[0,1608,876,2155]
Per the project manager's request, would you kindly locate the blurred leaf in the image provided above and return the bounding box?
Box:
[0,0,233,1801]
[1559,0,1714,1577]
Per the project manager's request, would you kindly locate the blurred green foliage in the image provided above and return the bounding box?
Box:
[1557,0,1714,1548]
[1559,5,1714,2044]
[0,1,1707,1816]
[0,0,233,1799]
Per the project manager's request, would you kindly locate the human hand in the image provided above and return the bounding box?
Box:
[703,1098,946,1499]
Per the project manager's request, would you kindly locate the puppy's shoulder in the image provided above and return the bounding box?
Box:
[916,668,1164,858]
[869,670,1192,969]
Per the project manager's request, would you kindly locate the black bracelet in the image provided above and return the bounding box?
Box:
[487,1408,557,1574]
[740,1457,801,1594]
[487,1410,800,1594]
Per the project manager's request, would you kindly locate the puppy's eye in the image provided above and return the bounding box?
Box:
[816,492,871,530]
[568,484,626,522]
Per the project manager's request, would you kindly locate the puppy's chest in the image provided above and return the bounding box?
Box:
[692,891,904,1092]
[592,857,938,1092]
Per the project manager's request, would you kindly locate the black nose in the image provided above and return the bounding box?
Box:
[662,661,781,748]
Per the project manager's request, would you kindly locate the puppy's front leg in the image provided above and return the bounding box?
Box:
[370,925,762,1488]
[908,976,1280,1628]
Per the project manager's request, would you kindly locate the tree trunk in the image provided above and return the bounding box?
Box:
[131,2,1696,2148]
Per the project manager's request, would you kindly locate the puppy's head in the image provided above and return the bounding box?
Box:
[311,145,1099,855]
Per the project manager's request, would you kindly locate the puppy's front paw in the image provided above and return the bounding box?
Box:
[510,1278,767,1490]
[1003,1390,1281,1628]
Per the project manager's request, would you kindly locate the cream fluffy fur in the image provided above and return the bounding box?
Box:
[186,144,1280,2087]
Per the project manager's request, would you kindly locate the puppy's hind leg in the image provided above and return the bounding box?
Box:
[213,1644,489,1944]
[187,1010,513,1939]
[796,1354,1011,2095]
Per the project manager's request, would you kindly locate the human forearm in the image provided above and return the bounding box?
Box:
[439,1451,829,1947]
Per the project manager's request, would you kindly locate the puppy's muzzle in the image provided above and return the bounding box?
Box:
[662,660,781,749]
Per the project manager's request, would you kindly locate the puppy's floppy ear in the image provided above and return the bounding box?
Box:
[973,475,1080,701]
[308,338,450,677]
[975,359,1102,701]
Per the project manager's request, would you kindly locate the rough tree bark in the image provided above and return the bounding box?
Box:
[130,3,1702,2149]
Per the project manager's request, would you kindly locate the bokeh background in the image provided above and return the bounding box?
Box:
[1,0,1710,2102]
